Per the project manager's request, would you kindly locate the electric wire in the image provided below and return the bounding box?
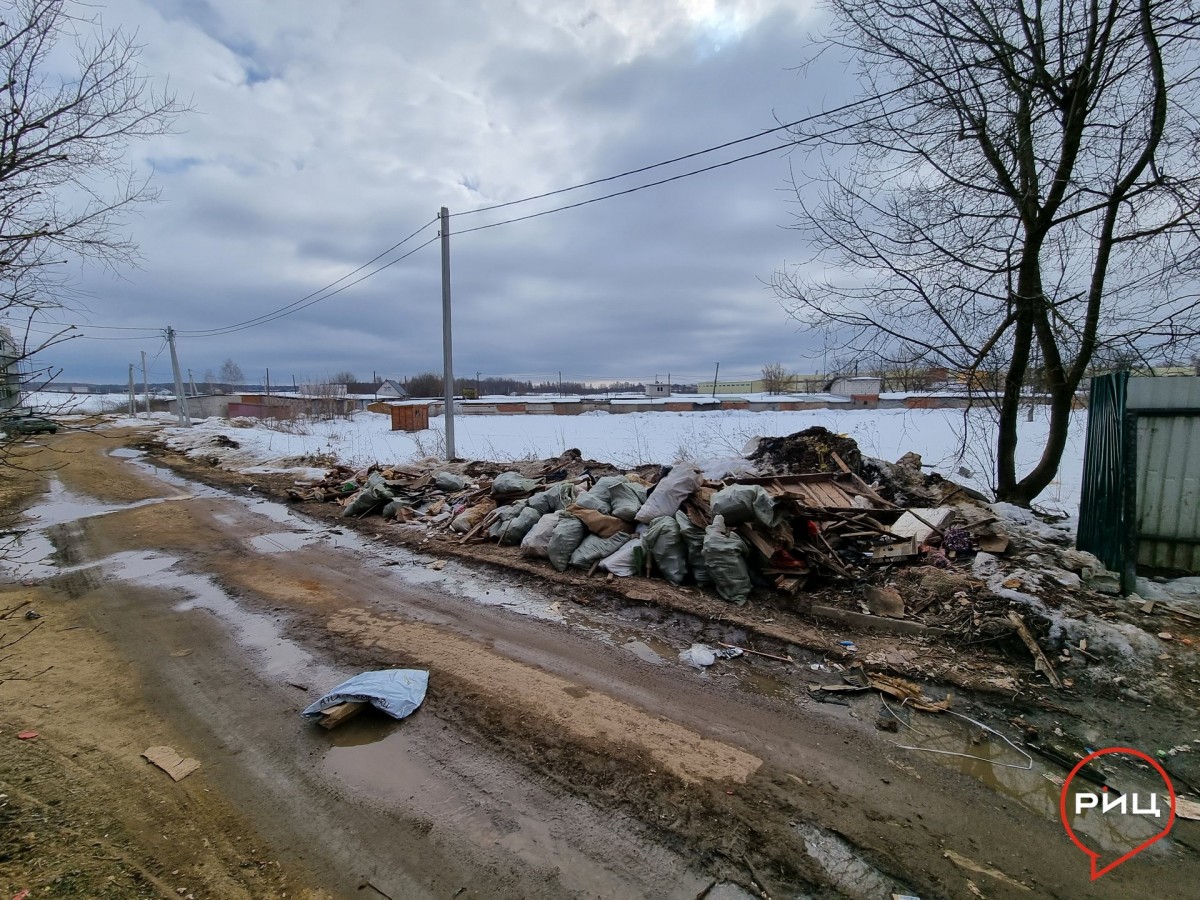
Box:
[182,234,439,337]
[178,217,437,336]
[451,74,936,219]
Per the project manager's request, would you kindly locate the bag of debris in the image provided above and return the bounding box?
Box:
[434,471,469,492]
[643,515,689,585]
[599,538,644,576]
[496,505,543,546]
[703,515,751,604]
[382,499,411,521]
[635,465,704,524]
[572,489,612,514]
[520,511,561,558]
[492,471,540,498]
[570,531,632,569]
[547,513,589,572]
[450,497,497,533]
[528,481,576,514]
[343,471,395,517]
[587,475,628,506]
[608,480,648,521]
[675,511,711,586]
[710,484,782,528]
[567,504,629,538]
[487,504,523,539]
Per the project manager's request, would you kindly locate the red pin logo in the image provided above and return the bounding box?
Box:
[1059,746,1177,879]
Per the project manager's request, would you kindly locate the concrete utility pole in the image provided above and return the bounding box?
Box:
[711,362,720,397]
[188,369,198,396]
[265,368,271,397]
[127,364,135,416]
[439,206,456,460]
[166,327,191,426]
[141,350,149,417]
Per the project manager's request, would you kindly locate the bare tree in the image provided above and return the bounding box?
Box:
[773,0,1200,504]
[330,371,357,385]
[0,0,183,417]
[761,362,793,394]
[218,358,244,392]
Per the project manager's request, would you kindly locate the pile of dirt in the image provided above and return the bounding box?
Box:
[748,426,864,475]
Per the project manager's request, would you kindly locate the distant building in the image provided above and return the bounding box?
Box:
[826,376,881,407]
[1,327,22,413]
[377,379,406,399]
[645,382,672,398]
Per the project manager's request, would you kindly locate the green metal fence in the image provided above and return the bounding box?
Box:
[1076,372,1133,589]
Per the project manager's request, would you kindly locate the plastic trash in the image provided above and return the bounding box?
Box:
[520,511,561,558]
[301,669,429,721]
[608,480,648,521]
[547,513,588,572]
[570,531,632,569]
[675,511,711,586]
[702,515,752,604]
[492,471,539,498]
[599,537,643,576]
[635,465,703,524]
[343,471,394,517]
[434,471,469,492]
[679,643,744,668]
[710,484,782,527]
[643,515,689,585]
[496,505,543,545]
[528,481,576,514]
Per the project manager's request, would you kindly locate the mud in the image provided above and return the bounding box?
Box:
[3,428,1199,898]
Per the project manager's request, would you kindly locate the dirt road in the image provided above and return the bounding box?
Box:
[2,429,1198,898]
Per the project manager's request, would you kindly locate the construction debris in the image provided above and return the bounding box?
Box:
[286,434,1126,683]
[142,746,201,782]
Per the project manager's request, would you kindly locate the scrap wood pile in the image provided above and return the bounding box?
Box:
[286,430,1019,628]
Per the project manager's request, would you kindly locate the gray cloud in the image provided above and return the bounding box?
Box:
[25,0,852,386]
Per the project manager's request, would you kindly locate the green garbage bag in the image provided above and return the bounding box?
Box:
[643,515,689,585]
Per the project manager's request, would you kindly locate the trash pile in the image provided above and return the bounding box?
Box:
[288,429,1013,613]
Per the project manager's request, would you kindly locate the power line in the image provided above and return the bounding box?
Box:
[182,234,439,337]
[178,218,437,337]
[450,74,945,221]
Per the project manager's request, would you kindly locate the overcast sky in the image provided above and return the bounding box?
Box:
[28,0,851,387]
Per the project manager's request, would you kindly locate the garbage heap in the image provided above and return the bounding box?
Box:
[289,428,1010,612]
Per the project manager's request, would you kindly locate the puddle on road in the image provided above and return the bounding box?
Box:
[735,669,792,698]
[623,638,668,665]
[98,550,344,688]
[794,822,910,899]
[0,529,58,581]
[21,476,185,530]
[860,694,1172,854]
[249,531,319,554]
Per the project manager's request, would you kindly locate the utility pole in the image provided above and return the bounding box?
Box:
[711,362,720,397]
[188,369,197,396]
[265,368,271,397]
[558,371,562,396]
[439,206,456,459]
[127,364,135,416]
[166,327,191,426]
[476,370,481,399]
[141,350,149,417]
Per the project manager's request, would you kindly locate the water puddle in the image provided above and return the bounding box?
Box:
[0,529,58,581]
[735,669,792,698]
[623,639,667,665]
[249,531,319,554]
[793,822,910,899]
[22,477,182,529]
[99,549,344,688]
[861,695,1171,853]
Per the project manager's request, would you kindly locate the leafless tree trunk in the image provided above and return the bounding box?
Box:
[774,0,1200,505]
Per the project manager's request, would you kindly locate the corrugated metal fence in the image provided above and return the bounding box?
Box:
[1078,373,1200,589]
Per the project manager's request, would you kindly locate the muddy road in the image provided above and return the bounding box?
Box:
[2,429,1197,899]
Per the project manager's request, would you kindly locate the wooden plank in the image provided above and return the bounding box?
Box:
[318,701,368,730]
[1007,611,1063,689]
[809,605,946,637]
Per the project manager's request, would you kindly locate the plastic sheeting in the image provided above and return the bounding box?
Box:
[301,669,429,721]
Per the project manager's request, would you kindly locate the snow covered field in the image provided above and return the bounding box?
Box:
[151,405,1088,511]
